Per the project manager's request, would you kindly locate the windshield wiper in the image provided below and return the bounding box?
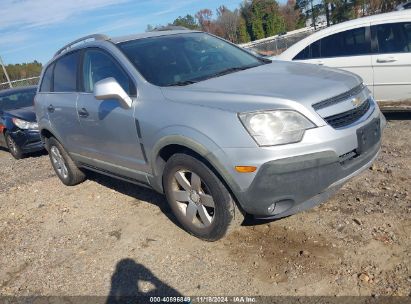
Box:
[210,66,250,77]
[195,65,260,82]
[165,64,260,86]
[165,80,198,87]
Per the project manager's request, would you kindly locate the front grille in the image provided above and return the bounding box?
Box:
[313,84,365,110]
[324,98,371,128]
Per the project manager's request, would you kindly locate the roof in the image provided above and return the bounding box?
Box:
[50,29,202,60]
[306,10,411,36]
[0,85,37,96]
[110,30,201,44]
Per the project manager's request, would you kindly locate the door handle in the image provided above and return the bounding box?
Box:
[47,105,55,113]
[316,60,324,66]
[78,108,89,118]
[376,56,398,63]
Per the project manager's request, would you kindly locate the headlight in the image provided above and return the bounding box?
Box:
[12,118,38,130]
[239,110,315,146]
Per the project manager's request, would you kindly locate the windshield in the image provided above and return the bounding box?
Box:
[0,88,36,111]
[118,32,266,86]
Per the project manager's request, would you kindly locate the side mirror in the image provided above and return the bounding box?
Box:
[94,77,132,109]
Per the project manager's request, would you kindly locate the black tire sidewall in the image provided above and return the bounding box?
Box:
[5,132,24,159]
[163,154,234,241]
[48,137,80,186]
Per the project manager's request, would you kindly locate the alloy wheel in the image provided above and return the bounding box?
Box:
[171,170,215,228]
[7,136,18,155]
[50,146,69,179]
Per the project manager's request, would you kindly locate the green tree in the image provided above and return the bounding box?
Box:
[245,0,285,39]
[0,61,42,83]
[251,14,265,40]
[330,0,355,24]
[237,17,251,43]
[172,14,199,29]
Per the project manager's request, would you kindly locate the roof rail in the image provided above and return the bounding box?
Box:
[54,34,110,57]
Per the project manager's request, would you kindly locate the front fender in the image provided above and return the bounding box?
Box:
[38,119,64,148]
[148,126,240,194]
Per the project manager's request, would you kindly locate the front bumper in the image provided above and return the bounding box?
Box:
[10,129,44,153]
[240,142,380,218]
[221,110,385,218]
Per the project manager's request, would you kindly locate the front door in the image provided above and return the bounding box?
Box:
[76,48,146,173]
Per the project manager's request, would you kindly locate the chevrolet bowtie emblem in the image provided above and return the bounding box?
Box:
[351,97,362,107]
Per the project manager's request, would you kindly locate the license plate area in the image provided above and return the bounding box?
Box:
[356,118,381,155]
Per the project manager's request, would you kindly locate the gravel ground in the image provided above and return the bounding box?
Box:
[0,114,410,298]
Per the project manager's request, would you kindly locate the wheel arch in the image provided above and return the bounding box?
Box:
[39,128,59,150]
[150,136,243,213]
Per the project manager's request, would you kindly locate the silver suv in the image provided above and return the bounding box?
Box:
[35,30,385,241]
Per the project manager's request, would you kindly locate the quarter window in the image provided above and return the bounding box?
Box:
[82,49,131,94]
[53,52,79,92]
[374,22,411,54]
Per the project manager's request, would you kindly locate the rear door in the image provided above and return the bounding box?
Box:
[76,48,145,173]
[371,20,411,102]
[38,51,83,154]
[293,24,374,93]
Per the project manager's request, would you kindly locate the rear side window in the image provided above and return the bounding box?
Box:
[39,63,54,92]
[321,27,370,57]
[374,22,411,54]
[293,26,370,59]
[53,52,79,92]
[82,49,131,94]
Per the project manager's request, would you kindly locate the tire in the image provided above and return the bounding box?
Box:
[47,137,86,186]
[5,132,24,160]
[163,153,244,241]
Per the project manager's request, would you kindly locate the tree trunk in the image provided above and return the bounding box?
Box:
[310,0,316,30]
[325,1,330,27]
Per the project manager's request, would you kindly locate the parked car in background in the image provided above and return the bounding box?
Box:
[35,30,384,241]
[278,11,411,111]
[0,86,43,159]
[396,1,411,10]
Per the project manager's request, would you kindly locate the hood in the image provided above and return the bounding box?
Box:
[4,106,36,122]
[161,60,362,112]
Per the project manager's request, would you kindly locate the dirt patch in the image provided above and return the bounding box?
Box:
[225,225,342,285]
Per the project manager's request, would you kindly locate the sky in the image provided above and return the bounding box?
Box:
[0,0,244,65]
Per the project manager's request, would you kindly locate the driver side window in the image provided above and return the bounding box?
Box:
[82,49,132,94]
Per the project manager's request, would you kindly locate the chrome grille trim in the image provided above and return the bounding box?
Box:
[313,83,365,110]
[324,97,372,129]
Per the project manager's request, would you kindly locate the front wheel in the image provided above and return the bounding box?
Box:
[48,137,86,186]
[5,132,24,159]
[163,153,244,241]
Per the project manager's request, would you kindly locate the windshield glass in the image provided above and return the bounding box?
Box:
[118,32,265,86]
[0,88,36,111]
